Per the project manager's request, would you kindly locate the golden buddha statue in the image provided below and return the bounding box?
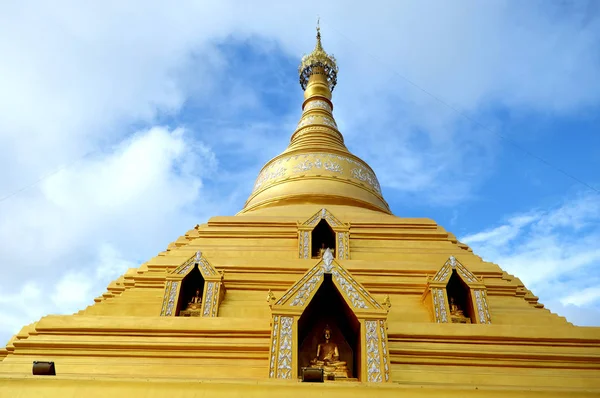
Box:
[309,326,349,378]
[180,288,202,317]
[449,296,470,323]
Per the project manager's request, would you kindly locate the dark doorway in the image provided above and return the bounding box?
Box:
[297,274,360,379]
[311,219,336,258]
[446,270,474,322]
[176,264,205,316]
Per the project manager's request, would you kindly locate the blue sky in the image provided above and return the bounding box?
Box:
[0,1,599,344]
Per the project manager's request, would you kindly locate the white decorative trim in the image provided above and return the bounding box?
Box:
[252,154,382,195]
[332,268,368,309]
[276,317,293,379]
[350,167,381,194]
[290,269,324,306]
[297,115,316,129]
[432,288,448,323]
[165,281,179,316]
[160,281,171,315]
[303,99,332,113]
[474,289,491,324]
[203,282,215,316]
[379,320,390,381]
[366,320,383,382]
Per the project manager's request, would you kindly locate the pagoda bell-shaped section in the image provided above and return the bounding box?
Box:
[267,249,390,382]
[160,251,225,317]
[423,256,492,324]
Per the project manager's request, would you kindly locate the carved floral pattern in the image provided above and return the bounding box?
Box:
[432,288,448,323]
[303,99,332,113]
[276,316,293,379]
[379,320,390,381]
[332,268,368,309]
[290,269,324,306]
[321,116,338,128]
[304,208,343,227]
[351,167,382,194]
[297,115,316,129]
[474,290,491,324]
[336,231,349,260]
[292,158,343,174]
[203,282,215,316]
[366,320,383,382]
[160,281,172,316]
[251,153,382,195]
[164,281,179,316]
[253,167,286,191]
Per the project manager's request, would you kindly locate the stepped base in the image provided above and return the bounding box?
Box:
[0,375,598,398]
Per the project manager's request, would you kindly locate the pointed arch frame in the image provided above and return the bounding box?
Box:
[298,208,350,260]
[160,252,225,317]
[268,257,390,383]
[423,256,492,324]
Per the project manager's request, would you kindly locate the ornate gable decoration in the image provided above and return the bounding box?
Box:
[160,251,224,317]
[423,256,492,324]
[432,255,481,285]
[267,254,390,383]
[298,208,350,260]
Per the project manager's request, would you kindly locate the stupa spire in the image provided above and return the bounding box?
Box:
[241,24,390,214]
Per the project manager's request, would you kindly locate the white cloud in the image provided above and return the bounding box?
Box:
[0,1,599,344]
[561,287,600,307]
[462,193,600,325]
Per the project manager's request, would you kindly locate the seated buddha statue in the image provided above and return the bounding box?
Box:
[179,288,203,316]
[187,288,202,310]
[449,296,470,323]
[309,326,349,378]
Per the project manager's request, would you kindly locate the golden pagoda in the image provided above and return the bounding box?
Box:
[1,26,599,398]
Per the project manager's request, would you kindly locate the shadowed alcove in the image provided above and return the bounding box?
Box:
[446,270,474,323]
[297,274,360,379]
[176,264,205,316]
[311,219,336,258]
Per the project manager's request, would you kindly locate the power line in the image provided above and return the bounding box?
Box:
[324,22,599,194]
[0,150,97,204]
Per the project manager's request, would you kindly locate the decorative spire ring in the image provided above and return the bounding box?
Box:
[298,20,339,91]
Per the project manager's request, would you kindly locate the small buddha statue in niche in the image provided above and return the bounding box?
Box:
[179,288,203,317]
[449,296,470,323]
[309,326,349,378]
[187,288,202,310]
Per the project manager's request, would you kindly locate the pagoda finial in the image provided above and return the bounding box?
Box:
[316,17,323,51]
[299,20,339,92]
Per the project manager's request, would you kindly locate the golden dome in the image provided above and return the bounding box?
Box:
[241,26,390,214]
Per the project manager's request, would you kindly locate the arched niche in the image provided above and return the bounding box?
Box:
[268,254,390,383]
[311,219,336,259]
[423,255,492,324]
[446,269,474,323]
[176,264,205,316]
[298,208,350,260]
[160,251,225,317]
[298,273,360,379]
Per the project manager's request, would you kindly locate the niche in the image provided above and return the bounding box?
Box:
[446,270,474,323]
[176,264,205,317]
[311,219,336,258]
[297,274,360,380]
